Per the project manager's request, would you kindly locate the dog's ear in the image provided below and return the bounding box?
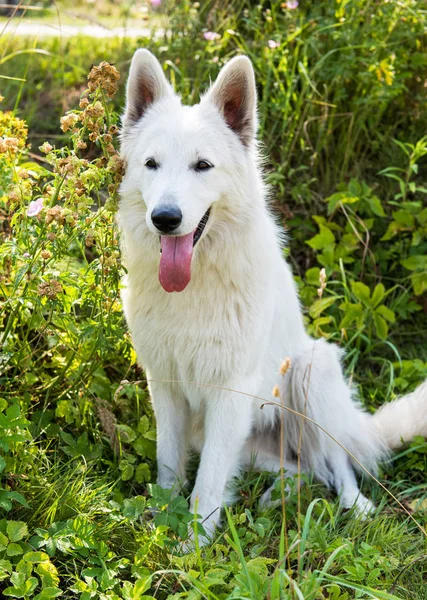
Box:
[123,49,173,129]
[202,56,257,147]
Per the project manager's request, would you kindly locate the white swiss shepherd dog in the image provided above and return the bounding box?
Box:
[118,49,427,545]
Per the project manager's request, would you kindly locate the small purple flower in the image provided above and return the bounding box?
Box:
[23,252,30,259]
[150,0,162,6]
[268,39,279,49]
[203,31,221,41]
[27,198,44,217]
[286,1,299,9]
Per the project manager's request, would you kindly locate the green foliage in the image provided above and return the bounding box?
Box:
[0,0,426,598]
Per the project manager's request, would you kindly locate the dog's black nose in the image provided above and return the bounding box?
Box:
[151,206,182,233]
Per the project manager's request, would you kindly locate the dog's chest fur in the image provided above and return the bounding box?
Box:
[122,245,273,395]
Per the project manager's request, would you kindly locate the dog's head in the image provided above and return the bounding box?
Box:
[119,49,258,292]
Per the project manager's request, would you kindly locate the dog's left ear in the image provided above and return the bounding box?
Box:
[122,49,174,131]
[202,56,257,147]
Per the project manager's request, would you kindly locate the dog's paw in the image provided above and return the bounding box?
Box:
[259,485,283,510]
[352,495,376,519]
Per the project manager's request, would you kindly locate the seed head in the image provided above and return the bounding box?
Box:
[0,136,19,154]
[87,62,120,98]
[60,113,80,132]
[279,357,292,376]
[41,249,51,260]
[38,279,63,299]
[272,385,281,398]
[317,268,327,298]
[39,141,53,154]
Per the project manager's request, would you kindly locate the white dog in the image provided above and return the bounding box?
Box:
[118,49,427,544]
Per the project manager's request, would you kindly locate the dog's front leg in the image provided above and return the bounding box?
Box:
[189,389,253,544]
[149,380,189,493]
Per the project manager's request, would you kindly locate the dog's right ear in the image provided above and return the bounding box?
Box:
[122,49,173,130]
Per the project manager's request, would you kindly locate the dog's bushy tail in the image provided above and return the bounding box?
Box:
[373,380,427,450]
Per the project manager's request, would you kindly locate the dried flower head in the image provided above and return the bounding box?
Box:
[38,279,63,299]
[317,268,327,298]
[45,205,63,225]
[39,141,53,154]
[0,136,19,154]
[272,385,281,398]
[60,113,80,132]
[41,249,52,260]
[87,62,120,98]
[79,97,89,109]
[84,101,105,120]
[85,230,96,247]
[279,357,292,376]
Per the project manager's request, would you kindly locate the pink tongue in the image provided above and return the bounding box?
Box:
[159,233,194,292]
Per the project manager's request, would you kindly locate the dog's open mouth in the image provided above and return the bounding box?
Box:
[158,208,211,293]
[193,208,211,246]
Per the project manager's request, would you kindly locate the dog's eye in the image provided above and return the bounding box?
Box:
[195,160,213,172]
[145,158,158,170]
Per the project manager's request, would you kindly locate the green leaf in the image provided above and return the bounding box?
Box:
[137,416,150,435]
[135,463,151,484]
[33,588,62,600]
[6,521,28,542]
[0,559,12,574]
[117,425,137,443]
[350,282,371,306]
[309,297,336,319]
[3,587,24,598]
[410,272,427,296]
[307,225,335,250]
[375,305,395,323]
[5,492,29,508]
[119,461,134,481]
[401,255,427,271]
[0,531,8,551]
[305,267,321,286]
[393,209,415,228]
[367,194,385,217]
[339,303,364,329]
[373,314,388,340]
[6,543,23,557]
[23,551,49,563]
[371,283,385,307]
[59,431,76,447]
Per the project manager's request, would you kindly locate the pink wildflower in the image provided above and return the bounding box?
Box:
[286,1,299,8]
[268,39,279,49]
[150,0,162,5]
[27,198,44,217]
[203,31,221,41]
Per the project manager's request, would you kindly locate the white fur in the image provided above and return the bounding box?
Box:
[118,50,427,544]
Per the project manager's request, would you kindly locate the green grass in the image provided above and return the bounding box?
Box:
[0,0,427,598]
